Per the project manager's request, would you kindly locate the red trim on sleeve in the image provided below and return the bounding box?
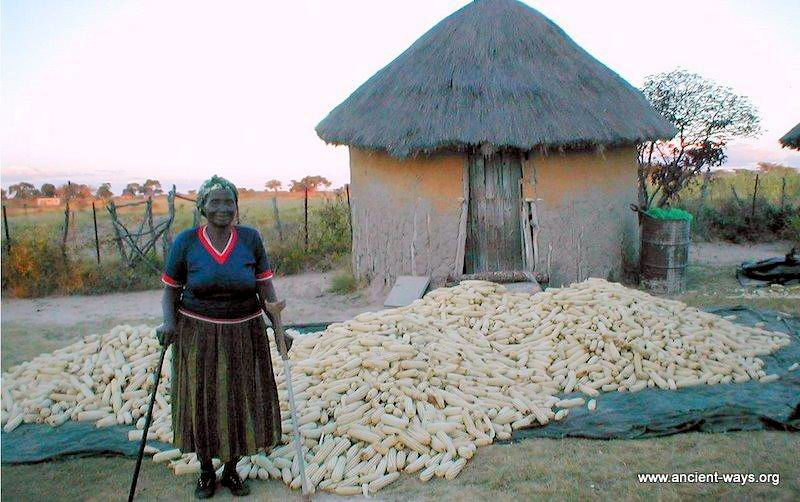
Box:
[161,273,182,288]
[256,269,274,281]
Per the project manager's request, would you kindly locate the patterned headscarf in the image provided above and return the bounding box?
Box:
[196,175,238,216]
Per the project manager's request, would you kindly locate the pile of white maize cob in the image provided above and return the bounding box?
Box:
[2,278,793,495]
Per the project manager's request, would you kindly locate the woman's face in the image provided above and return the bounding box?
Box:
[204,188,236,227]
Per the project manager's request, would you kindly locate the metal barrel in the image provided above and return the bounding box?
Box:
[639,214,690,294]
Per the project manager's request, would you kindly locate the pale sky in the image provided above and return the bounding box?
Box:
[2,0,799,194]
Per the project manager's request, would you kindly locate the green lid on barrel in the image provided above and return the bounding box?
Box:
[644,207,694,222]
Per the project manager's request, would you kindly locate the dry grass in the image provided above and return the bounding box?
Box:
[1,432,797,501]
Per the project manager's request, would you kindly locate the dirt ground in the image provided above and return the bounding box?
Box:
[689,240,794,266]
[2,241,799,500]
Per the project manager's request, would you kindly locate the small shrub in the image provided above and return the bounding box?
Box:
[1,226,161,297]
[329,269,358,294]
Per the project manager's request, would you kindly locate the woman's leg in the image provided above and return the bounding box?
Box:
[222,456,239,475]
[200,458,215,474]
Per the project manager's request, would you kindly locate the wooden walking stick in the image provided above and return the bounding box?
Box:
[263,300,312,500]
[128,331,169,502]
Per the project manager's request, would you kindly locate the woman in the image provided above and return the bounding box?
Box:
[156,175,290,498]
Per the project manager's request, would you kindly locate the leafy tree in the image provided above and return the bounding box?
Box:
[123,183,142,196]
[638,69,761,208]
[40,183,56,197]
[96,183,114,199]
[56,182,92,201]
[8,182,38,199]
[289,175,332,192]
[141,179,162,196]
[265,179,282,192]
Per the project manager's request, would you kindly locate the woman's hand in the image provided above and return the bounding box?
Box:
[276,332,294,354]
[156,323,176,347]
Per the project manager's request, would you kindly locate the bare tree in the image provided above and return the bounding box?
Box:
[638,69,761,208]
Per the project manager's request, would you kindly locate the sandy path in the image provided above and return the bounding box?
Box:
[690,240,794,266]
[2,271,382,328]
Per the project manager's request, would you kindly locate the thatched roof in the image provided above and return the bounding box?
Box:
[779,122,800,150]
[316,0,676,157]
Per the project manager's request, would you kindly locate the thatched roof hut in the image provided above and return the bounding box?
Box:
[317,0,674,156]
[779,122,800,150]
[317,0,676,290]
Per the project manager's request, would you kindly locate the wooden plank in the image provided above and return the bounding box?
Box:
[453,159,469,276]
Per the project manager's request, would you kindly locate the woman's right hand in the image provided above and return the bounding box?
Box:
[156,323,176,347]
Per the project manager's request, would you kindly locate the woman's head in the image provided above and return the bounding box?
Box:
[197,175,238,227]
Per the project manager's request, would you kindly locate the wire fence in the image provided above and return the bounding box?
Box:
[1,187,353,296]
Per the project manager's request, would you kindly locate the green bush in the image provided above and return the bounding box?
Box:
[329,269,358,294]
[682,197,798,243]
[1,226,161,297]
[669,168,800,243]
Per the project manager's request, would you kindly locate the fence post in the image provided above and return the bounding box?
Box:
[164,185,175,259]
[304,185,309,251]
[92,202,101,264]
[147,196,155,243]
[62,200,70,258]
[271,196,283,240]
[750,174,759,219]
[780,177,786,210]
[345,183,353,244]
[2,204,9,251]
[107,201,128,263]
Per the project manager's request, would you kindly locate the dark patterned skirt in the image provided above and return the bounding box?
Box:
[171,311,282,462]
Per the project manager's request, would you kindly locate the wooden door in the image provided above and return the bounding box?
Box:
[464,151,524,274]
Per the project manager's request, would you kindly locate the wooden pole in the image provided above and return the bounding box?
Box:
[304,186,309,251]
[345,184,353,244]
[62,182,71,258]
[92,202,101,263]
[147,196,155,243]
[163,186,175,259]
[272,196,283,240]
[780,177,786,210]
[750,173,759,218]
[2,204,10,251]
[107,202,128,263]
[62,201,70,257]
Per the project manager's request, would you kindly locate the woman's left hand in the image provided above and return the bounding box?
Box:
[277,332,294,353]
